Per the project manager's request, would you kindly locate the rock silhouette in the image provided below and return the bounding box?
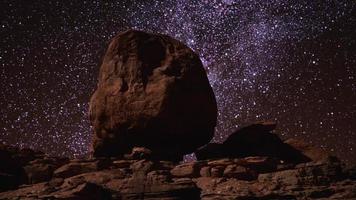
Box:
[285,138,333,163]
[89,30,217,160]
[196,122,312,164]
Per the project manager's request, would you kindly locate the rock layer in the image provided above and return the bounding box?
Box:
[89,30,217,160]
[0,145,68,192]
[0,145,355,200]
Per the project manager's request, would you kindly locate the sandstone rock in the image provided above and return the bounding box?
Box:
[194,177,255,199]
[118,176,201,200]
[223,122,310,164]
[170,162,202,178]
[112,159,135,168]
[200,166,211,177]
[196,122,311,164]
[207,158,233,166]
[51,182,111,200]
[258,160,344,190]
[195,143,224,160]
[328,180,356,199]
[24,163,55,184]
[223,165,256,180]
[240,156,278,173]
[284,138,332,163]
[258,169,301,187]
[102,162,201,199]
[63,169,126,187]
[89,30,217,160]
[54,160,102,178]
[23,157,69,184]
[0,181,50,199]
[0,145,32,191]
[0,145,71,191]
[210,166,225,177]
[10,148,39,166]
[1,156,355,200]
[130,159,154,175]
[124,147,152,160]
[158,161,175,170]
[276,163,295,171]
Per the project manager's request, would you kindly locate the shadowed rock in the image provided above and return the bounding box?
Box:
[89,30,217,160]
[0,145,69,192]
[284,138,333,163]
[196,122,311,164]
[0,138,355,199]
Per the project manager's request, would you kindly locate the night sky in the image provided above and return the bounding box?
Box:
[0,1,355,165]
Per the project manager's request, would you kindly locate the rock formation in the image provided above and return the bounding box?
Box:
[0,122,354,199]
[89,30,217,160]
[0,145,355,199]
[1,31,355,199]
[0,145,69,192]
[285,138,332,163]
[196,122,312,164]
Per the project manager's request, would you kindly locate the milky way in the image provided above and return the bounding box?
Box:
[0,1,355,164]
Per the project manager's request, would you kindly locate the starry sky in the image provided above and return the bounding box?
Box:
[0,1,355,165]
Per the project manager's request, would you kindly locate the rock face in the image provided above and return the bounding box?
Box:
[196,122,311,164]
[1,145,355,200]
[285,138,332,163]
[89,30,217,160]
[0,145,69,192]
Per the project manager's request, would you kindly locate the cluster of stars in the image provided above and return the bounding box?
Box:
[0,1,355,164]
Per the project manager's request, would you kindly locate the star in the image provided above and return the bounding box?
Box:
[0,0,355,165]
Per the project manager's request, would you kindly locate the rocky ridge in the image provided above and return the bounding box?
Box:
[0,127,355,199]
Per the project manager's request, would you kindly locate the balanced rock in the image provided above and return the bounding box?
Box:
[89,30,217,160]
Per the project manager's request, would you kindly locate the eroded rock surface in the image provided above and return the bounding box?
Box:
[285,138,333,163]
[89,30,217,160]
[0,145,68,192]
[196,122,311,164]
[0,146,355,200]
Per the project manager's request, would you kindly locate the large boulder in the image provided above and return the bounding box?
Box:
[89,30,217,160]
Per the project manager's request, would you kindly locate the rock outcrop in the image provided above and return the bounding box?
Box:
[0,145,355,200]
[285,138,332,163]
[89,30,217,160]
[196,122,311,164]
[0,145,69,192]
